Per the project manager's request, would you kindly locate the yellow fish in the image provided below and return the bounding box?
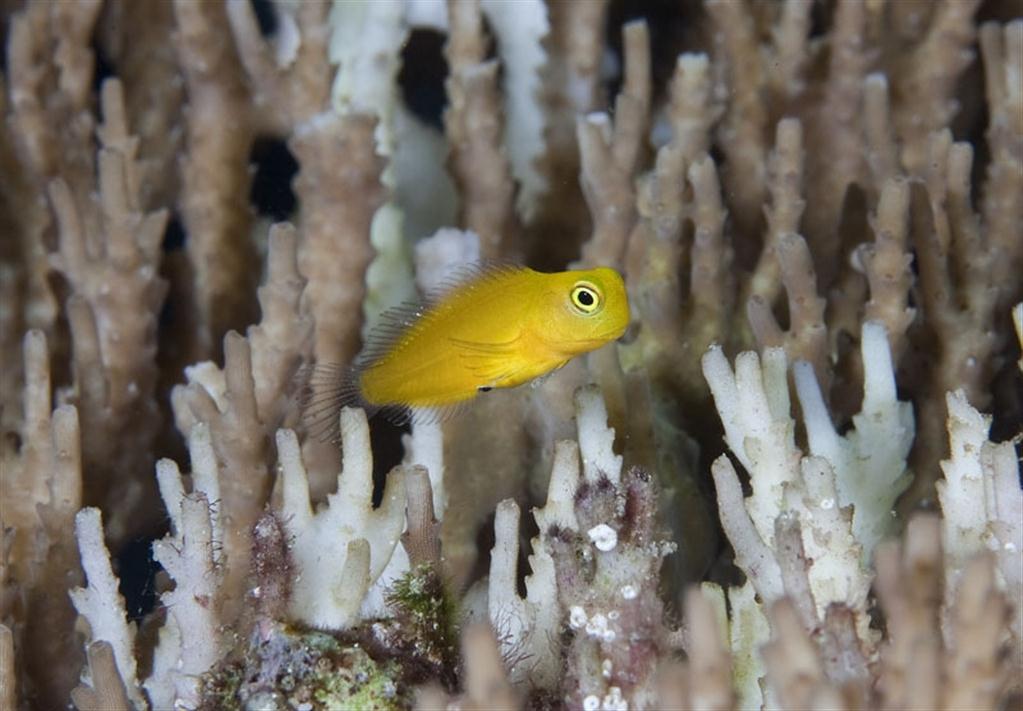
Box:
[301,264,629,433]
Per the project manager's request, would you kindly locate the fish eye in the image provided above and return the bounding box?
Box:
[570,282,602,314]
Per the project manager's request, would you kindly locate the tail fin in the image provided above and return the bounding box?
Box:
[295,362,374,443]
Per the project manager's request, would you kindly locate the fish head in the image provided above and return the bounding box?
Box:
[538,267,630,354]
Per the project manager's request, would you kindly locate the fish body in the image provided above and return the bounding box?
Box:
[303,264,629,429]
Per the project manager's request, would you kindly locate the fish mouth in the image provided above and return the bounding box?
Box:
[571,328,628,348]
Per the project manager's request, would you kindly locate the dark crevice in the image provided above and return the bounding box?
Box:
[249,137,299,222]
[399,28,449,130]
[250,0,277,37]
[117,533,165,623]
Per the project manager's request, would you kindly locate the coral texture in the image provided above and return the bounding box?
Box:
[1,1,1020,709]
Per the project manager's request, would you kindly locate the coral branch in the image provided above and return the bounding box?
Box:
[578,21,651,270]
[147,482,222,709]
[276,412,405,629]
[749,119,806,313]
[893,0,982,174]
[47,78,168,543]
[794,322,913,556]
[710,456,783,602]
[70,641,132,711]
[227,0,330,130]
[465,623,520,710]
[0,625,14,710]
[875,515,943,708]
[173,0,257,358]
[294,113,385,365]
[247,223,312,425]
[980,21,1023,314]
[444,0,520,259]
[684,585,734,711]
[860,178,915,360]
[706,0,767,243]
[864,73,899,186]
[488,499,560,688]
[944,554,1014,709]
[401,465,441,568]
[666,53,718,162]
[69,509,144,709]
[803,0,869,287]
[748,232,829,392]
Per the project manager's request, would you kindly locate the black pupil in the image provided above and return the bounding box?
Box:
[577,289,595,306]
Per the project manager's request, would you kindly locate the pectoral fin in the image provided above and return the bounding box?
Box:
[449,335,526,385]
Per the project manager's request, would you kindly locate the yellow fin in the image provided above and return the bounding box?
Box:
[449,335,526,385]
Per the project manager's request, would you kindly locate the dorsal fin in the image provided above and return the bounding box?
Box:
[359,260,527,368]
[423,260,526,302]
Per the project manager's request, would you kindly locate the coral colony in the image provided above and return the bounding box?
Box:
[1,0,1021,709]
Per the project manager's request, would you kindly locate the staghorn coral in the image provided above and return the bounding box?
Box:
[1,1,1022,709]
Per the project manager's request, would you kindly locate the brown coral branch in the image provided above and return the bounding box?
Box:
[417,623,519,711]
[817,604,869,692]
[0,625,13,711]
[444,0,521,259]
[944,554,1013,709]
[748,232,830,391]
[861,177,915,362]
[228,0,383,373]
[174,0,258,360]
[762,598,828,709]
[401,465,441,568]
[95,0,184,211]
[46,79,168,542]
[528,0,607,266]
[2,332,85,708]
[6,0,101,181]
[293,113,385,366]
[69,641,131,711]
[864,73,899,189]
[748,118,806,316]
[888,0,936,43]
[666,53,719,162]
[578,20,651,270]
[767,0,812,102]
[980,21,1023,315]
[905,132,999,504]
[684,586,735,711]
[773,512,819,633]
[625,147,686,385]
[875,515,943,709]
[803,0,868,287]
[248,223,311,426]
[688,156,732,337]
[172,331,269,616]
[892,0,982,175]
[3,0,102,377]
[226,0,331,131]
[706,0,768,249]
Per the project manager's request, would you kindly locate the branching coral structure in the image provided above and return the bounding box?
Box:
[0,1,1021,709]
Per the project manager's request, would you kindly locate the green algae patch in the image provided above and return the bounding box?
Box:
[198,625,407,711]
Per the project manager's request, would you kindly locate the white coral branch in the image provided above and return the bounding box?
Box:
[69,509,145,710]
[794,322,913,558]
[703,345,799,543]
[574,384,623,485]
[938,389,1023,643]
[277,408,406,629]
[489,499,562,690]
[147,452,223,710]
